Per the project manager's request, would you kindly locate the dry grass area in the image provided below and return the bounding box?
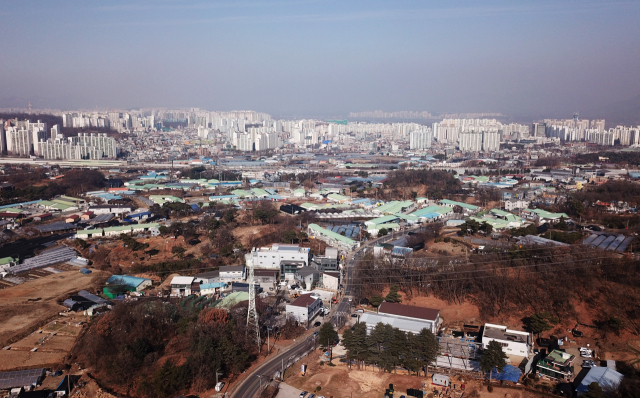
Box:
[0,270,109,347]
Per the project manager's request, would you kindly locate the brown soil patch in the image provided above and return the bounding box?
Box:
[0,270,109,347]
[407,295,481,327]
[234,224,275,247]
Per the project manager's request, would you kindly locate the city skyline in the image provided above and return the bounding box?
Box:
[2,0,640,121]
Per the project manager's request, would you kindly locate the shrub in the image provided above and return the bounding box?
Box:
[444,237,450,243]
[487,385,493,392]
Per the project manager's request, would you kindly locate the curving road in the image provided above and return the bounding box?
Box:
[231,226,421,397]
[230,336,316,398]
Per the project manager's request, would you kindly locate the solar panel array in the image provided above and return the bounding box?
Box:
[35,222,77,233]
[327,224,360,238]
[90,213,114,224]
[583,234,634,252]
[0,368,45,389]
[11,246,77,274]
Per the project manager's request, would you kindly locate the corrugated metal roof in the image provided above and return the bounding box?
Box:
[379,302,439,321]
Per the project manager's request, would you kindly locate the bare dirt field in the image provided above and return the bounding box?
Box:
[408,295,481,327]
[0,270,109,347]
[0,313,90,371]
[283,353,544,398]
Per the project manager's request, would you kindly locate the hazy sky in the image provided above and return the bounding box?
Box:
[2,0,640,118]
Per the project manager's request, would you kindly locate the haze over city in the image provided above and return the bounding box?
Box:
[3,2,640,398]
[2,0,640,120]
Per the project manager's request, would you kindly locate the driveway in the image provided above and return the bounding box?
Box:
[276,382,305,398]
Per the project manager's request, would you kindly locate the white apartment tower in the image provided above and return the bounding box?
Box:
[409,129,433,150]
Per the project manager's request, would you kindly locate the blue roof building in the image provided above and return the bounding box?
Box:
[576,367,623,395]
[106,275,152,292]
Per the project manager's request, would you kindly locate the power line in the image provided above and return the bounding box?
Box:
[346,260,609,286]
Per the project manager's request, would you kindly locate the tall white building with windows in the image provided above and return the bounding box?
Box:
[459,131,482,152]
[482,130,500,152]
[409,129,433,150]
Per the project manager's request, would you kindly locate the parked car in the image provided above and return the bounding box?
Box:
[299,392,308,398]
[215,382,224,391]
[582,360,596,368]
[351,313,358,318]
[314,321,322,327]
[580,347,593,358]
[309,394,316,398]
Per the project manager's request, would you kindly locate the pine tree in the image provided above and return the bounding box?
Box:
[318,322,338,350]
[415,328,440,376]
[528,312,553,337]
[385,285,403,303]
[480,340,508,383]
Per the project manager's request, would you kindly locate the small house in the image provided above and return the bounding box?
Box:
[80,211,94,221]
[65,214,80,223]
[33,213,52,222]
[537,349,575,381]
[170,276,196,296]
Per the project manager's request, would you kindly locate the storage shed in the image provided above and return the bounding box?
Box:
[432,373,450,387]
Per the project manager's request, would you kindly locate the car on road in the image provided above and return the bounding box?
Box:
[299,392,308,397]
[309,394,316,398]
[313,331,319,337]
[348,298,352,302]
[582,360,597,368]
[314,321,322,327]
[351,313,358,318]
[215,382,224,391]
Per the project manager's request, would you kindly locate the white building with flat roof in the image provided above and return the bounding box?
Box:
[482,323,532,358]
[246,243,310,270]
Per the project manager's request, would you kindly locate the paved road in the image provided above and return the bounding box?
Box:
[233,226,421,397]
[230,336,317,398]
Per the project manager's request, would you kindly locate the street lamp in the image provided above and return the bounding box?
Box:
[256,374,263,391]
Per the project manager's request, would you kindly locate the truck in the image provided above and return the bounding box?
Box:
[301,364,307,376]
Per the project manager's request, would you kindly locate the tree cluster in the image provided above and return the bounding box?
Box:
[73,301,257,397]
[342,322,439,375]
[383,169,463,199]
[352,246,640,333]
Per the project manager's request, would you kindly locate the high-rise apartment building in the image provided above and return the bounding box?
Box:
[409,129,433,150]
[459,131,483,152]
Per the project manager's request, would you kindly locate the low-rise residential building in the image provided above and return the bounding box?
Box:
[219,265,245,283]
[193,270,220,284]
[286,293,323,327]
[504,199,530,211]
[321,271,340,291]
[170,276,196,296]
[295,266,320,289]
[311,247,339,272]
[481,323,532,358]
[537,349,575,381]
[200,282,227,295]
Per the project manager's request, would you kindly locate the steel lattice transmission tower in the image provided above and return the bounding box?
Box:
[246,262,261,351]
